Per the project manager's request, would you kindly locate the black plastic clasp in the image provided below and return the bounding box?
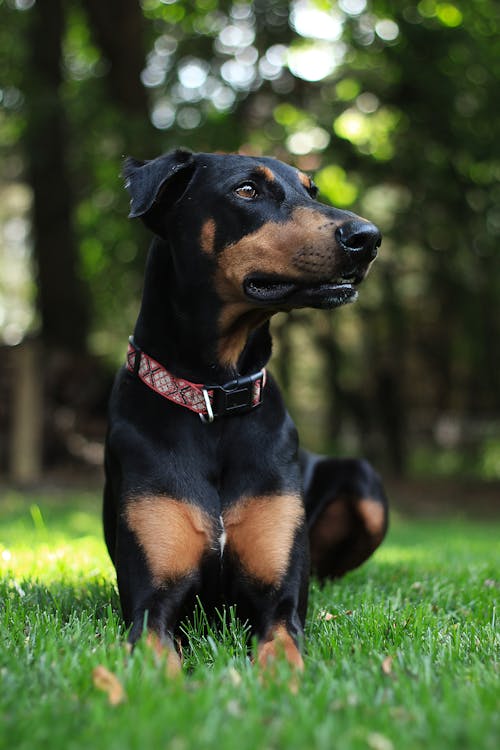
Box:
[208,371,264,419]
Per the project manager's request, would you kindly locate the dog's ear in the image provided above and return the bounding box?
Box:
[123,149,196,236]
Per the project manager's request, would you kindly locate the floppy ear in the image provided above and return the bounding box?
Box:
[123,149,196,236]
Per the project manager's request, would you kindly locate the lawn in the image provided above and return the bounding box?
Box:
[0,490,498,750]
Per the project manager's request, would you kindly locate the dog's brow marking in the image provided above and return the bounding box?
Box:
[223,494,304,586]
[297,171,312,189]
[256,165,276,182]
[200,218,216,254]
[257,623,304,671]
[125,497,214,586]
[357,498,386,543]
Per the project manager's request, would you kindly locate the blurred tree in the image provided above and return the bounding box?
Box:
[81,0,149,115]
[0,0,499,477]
[23,0,89,352]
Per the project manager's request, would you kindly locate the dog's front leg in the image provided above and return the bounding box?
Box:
[222,493,309,671]
[116,495,218,671]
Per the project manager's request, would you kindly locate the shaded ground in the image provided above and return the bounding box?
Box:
[386,477,500,518]
[1,469,498,519]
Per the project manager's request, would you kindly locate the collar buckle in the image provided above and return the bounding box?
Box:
[200,388,215,424]
[204,371,265,421]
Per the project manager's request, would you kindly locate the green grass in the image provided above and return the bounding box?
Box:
[1,491,499,750]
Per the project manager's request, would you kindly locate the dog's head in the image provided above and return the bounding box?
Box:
[125,149,381,366]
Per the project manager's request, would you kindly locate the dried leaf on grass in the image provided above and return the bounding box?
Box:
[92,665,126,706]
[381,655,394,675]
[228,666,242,686]
[318,609,353,620]
[317,610,337,621]
[484,579,499,588]
[367,732,394,750]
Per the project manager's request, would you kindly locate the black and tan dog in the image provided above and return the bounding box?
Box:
[103,149,388,671]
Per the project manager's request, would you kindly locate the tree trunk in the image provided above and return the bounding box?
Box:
[9,340,43,485]
[24,0,89,352]
[81,0,149,115]
[314,313,344,447]
[373,271,408,476]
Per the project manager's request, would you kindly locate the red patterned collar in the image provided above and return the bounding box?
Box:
[126,338,266,423]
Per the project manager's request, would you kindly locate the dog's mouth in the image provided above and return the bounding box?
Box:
[243,274,359,310]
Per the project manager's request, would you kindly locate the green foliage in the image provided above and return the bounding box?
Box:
[315,164,359,207]
[0,0,499,467]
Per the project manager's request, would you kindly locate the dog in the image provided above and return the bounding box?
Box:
[103,149,388,672]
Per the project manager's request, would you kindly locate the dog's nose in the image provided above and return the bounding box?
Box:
[335,220,381,262]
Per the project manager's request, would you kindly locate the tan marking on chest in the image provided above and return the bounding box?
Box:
[356,497,387,543]
[125,496,214,586]
[200,218,216,254]
[223,494,304,586]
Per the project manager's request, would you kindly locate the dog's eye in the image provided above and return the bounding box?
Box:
[235,183,258,200]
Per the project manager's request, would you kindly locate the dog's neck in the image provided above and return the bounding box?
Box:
[133,238,273,384]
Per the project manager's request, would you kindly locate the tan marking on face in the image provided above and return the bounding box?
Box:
[357,497,387,543]
[215,206,339,304]
[217,304,271,369]
[125,497,214,586]
[256,165,275,182]
[297,171,312,189]
[223,494,304,586]
[257,624,304,671]
[200,218,216,254]
[213,205,343,368]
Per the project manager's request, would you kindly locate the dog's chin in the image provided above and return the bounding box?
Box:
[243,276,359,310]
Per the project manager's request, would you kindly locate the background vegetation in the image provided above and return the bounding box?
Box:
[1,0,499,483]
